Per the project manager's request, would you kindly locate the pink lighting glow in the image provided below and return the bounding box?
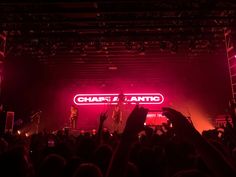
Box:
[73,93,164,105]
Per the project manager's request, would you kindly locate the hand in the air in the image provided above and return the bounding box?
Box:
[162,107,199,141]
[123,105,148,137]
[100,111,108,123]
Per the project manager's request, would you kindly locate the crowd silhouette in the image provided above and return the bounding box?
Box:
[0,104,236,177]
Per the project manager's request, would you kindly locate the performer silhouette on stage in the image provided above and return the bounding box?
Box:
[112,92,126,133]
[70,105,78,129]
[112,104,122,132]
[118,91,125,104]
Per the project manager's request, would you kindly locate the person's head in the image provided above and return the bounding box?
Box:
[126,162,140,177]
[172,169,210,177]
[73,163,103,177]
[63,157,82,177]
[0,146,31,177]
[71,105,78,111]
[38,154,66,177]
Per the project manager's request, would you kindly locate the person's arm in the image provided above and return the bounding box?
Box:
[162,107,236,177]
[120,110,123,124]
[97,112,108,145]
[106,105,148,177]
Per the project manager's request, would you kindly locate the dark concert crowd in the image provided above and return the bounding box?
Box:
[0,105,236,177]
[1,1,236,177]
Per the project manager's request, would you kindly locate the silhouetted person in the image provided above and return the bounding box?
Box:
[70,105,78,129]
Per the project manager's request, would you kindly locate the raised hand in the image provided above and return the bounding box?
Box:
[123,105,148,138]
[162,107,199,141]
[97,111,108,145]
[162,107,236,177]
[106,105,148,177]
[100,111,108,123]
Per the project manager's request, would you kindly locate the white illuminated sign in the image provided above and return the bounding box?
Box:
[73,93,164,105]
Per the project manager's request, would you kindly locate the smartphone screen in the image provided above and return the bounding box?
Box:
[145,110,168,126]
[48,139,55,147]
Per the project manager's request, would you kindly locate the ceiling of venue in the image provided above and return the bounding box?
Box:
[1,0,236,84]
